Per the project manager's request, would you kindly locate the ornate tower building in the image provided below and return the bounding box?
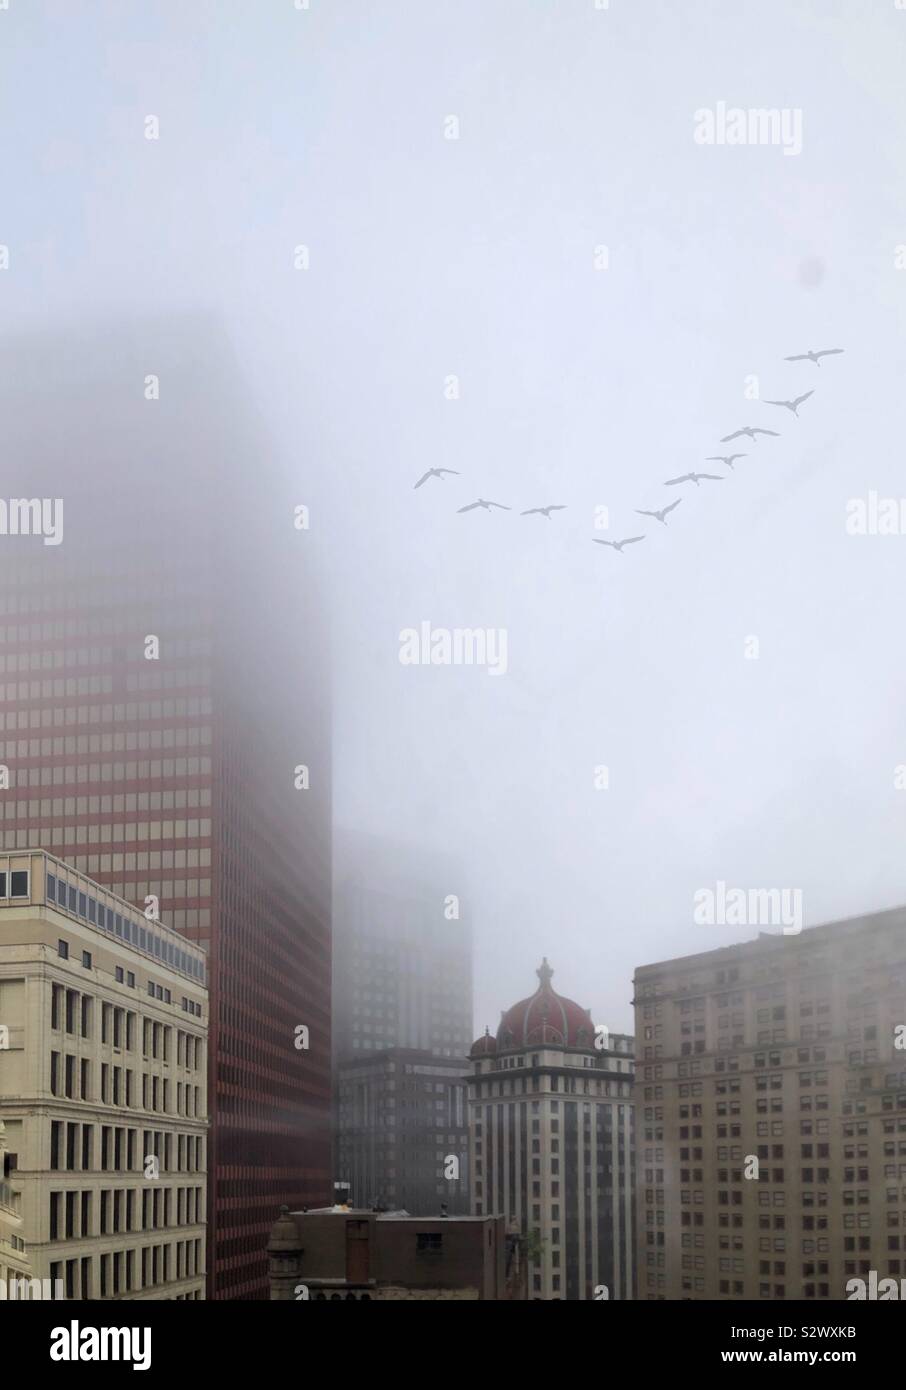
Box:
[466,959,635,1300]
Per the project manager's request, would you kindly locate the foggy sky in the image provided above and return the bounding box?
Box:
[3,0,906,1038]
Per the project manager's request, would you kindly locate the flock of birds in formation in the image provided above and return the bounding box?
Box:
[414,346,845,551]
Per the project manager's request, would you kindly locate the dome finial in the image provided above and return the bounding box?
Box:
[537,957,554,988]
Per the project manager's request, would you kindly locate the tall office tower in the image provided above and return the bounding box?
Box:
[332,834,472,1219]
[336,1048,469,1215]
[0,321,332,1298]
[466,959,635,1301]
[332,831,472,1063]
[0,852,208,1299]
[633,909,906,1301]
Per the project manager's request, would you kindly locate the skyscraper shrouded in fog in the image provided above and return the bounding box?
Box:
[0,319,332,1298]
[332,831,472,1214]
[467,960,635,1300]
[332,830,472,1064]
[336,1049,470,1216]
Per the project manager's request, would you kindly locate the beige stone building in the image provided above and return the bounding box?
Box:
[0,850,208,1298]
[0,1118,31,1296]
[634,909,906,1299]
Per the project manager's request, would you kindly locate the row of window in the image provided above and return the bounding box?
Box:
[48,1239,204,1298]
[649,1045,904,1080]
[0,698,213,729]
[648,1184,906,1212]
[126,670,211,692]
[5,757,211,786]
[646,955,900,1004]
[0,602,216,640]
[50,873,205,981]
[653,1213,904,1242]
[53,871,212,931]
[2,675,114,697]
[57,937,191,1007]
[50,985,203,1063]
[651,1264,906,1297]
[650,1077,906,1107]
[0,584,216,627]
[39,819,213,842]
[50,1051,203,1118]
[2,726,212,755]
[469,1076,631,1098]
[3,792,212,817]
[49,1184,203,1240]
[49,1121,204,1175]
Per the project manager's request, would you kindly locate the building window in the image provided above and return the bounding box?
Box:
[58,940,69,960]
[82,952,92,970]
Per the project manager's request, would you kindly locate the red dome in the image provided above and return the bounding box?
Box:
[469,1026,497,1058]
[496,959,594,1051]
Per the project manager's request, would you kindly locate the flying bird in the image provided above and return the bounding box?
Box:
[706,454,748,470]
[635,499,682,525]
[784,348,844,366]
[720,426,780,443]
[457,498,511,513]
[593,536,645,553]
[764,390,815,416]
[414,467,460,488]
[664,472,723,487]
[521,505,567,519]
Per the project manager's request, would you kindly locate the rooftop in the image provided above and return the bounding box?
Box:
[291,1207,492,1223]
[633,903,906,980]
[0,849,207,986]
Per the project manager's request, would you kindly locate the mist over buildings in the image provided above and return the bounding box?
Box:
[2,0,905,1049]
